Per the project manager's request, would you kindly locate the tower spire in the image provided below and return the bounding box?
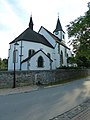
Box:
[53,16,63,33]
[29,15,34,30]
[53,16,65,41]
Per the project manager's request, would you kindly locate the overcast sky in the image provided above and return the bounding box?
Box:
[0,0,89,59]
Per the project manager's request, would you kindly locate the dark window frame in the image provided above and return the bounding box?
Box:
[37,56,44,68]
[28,49,35,57]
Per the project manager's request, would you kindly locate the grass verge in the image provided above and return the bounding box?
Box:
[47,75,90,86]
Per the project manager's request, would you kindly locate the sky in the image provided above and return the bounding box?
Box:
[0,0,90,59]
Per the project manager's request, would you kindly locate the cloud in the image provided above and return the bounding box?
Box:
[0,0,27,58]
[6,0,28,23]
[0,0,90,58]
[0,23,11,31]
[0,0,24,29]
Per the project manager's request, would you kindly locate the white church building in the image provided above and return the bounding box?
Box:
[8,16,72,71]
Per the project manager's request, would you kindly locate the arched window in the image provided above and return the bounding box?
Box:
[28,49,35,57]
[65,48,67,57]
[67,54,69,63]
[37,56,44,67]
[63,34,65,39]
[60,51,63,65]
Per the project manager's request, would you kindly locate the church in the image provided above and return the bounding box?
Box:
[8,15,72,71]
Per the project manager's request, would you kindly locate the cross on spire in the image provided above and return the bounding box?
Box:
[58,12,59,18]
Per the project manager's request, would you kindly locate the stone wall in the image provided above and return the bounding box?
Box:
[0,69,90,88]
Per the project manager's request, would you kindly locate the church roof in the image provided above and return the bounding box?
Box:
[10,28,54,49]
[53,17,65,33]
[40,26,70,49]
[21,49,53,63]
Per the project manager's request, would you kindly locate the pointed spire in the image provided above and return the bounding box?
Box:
[53,16,63,33]
[29,15,34,30]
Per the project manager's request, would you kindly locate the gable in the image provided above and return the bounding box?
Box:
[39,26,70,50]
[21,49,53,63]
[39,26,56,47]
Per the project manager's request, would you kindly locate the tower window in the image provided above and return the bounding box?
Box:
[37,56,44,67]
[55,31,59,35]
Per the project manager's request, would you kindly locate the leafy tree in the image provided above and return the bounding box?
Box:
[2,59,8,69]
[67,57,76,64]
[76,56,90,68]
[0,58,1,69]
[66,8,90,67]
[0,58,8,70]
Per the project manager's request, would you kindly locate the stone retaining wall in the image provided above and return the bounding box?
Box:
[0,69,90,88]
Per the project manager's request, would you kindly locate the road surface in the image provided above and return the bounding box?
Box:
[0,77,90,120]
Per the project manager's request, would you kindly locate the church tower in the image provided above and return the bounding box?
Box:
[53,17,65,43]
[29,15,34,30]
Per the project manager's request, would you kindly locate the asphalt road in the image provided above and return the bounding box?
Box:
[0,77,90,120]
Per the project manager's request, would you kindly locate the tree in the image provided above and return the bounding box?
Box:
[66,8,90,67]
[0,58,1,69]
[0,58,8,70]
[2,59,8,69]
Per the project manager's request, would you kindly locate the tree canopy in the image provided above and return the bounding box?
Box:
[66,9,90,67]
[0,58,8,70]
